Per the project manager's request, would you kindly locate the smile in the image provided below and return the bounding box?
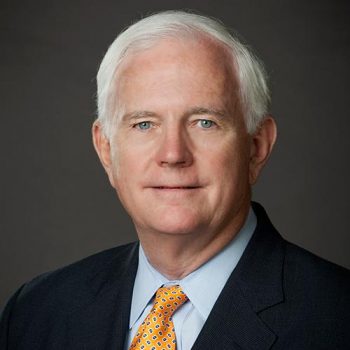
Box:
[154,186,199,189]
[148,186,202,197]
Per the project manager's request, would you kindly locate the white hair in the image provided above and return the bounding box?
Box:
[96,10,270,137]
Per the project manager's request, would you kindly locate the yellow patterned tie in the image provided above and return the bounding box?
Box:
[129,285,188,350]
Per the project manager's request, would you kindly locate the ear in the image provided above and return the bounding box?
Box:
[249,116,277,185]
[92,120,116,188]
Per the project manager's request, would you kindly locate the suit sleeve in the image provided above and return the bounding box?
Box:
[0,285,25,349]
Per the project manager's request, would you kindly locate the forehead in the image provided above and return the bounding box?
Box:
[115,36,239,112]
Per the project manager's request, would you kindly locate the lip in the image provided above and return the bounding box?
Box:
[152,186,200,189]
[146,186,202,195]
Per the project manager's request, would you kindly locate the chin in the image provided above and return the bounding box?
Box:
[144,208,204,235]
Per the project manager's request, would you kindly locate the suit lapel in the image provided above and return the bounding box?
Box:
[66,243,139,349]
[191,286,277,350]
[192,203,285,350]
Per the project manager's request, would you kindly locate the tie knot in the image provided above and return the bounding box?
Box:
[153,285,188,317]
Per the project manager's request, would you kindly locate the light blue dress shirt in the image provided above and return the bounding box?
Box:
[125,208,257,350]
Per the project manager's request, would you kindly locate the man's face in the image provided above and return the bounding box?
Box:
[98,38,256,238]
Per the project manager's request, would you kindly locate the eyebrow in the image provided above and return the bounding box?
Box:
[120,106,227,122]
[121,110,157,122]
[186,106,227,118]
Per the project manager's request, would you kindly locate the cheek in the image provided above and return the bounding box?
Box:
[210,141,250,185]
[109,150,142,213]
[109,142,131,186]
[111,140,152,194]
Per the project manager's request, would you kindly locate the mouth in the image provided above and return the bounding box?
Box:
[153,186,200,189]
[146,185,202,199]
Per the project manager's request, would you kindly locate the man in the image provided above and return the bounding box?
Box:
[1,10,349,350]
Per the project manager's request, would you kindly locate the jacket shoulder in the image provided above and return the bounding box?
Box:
[284,240,350,295]
[2,242,138,322]
[0,242,139,348]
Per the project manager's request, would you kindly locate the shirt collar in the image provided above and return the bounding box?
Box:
[129,207,256,328]
[129,246,166,328]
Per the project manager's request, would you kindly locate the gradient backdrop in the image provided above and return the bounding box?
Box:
[1,0,349,308]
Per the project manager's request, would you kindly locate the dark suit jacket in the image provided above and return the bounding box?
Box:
[1,203,349,349]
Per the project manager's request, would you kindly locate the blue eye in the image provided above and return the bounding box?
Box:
[136,121,151,130]
[199,119,214,128]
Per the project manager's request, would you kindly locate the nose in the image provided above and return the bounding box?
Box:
[156,126,193,168]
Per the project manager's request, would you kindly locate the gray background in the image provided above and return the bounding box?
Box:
[1,0,349,308]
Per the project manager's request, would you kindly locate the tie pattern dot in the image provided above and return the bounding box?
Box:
[129,285,188,350]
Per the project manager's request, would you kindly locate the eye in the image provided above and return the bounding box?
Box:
[198,119,215,129]
[135,121,152,130]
